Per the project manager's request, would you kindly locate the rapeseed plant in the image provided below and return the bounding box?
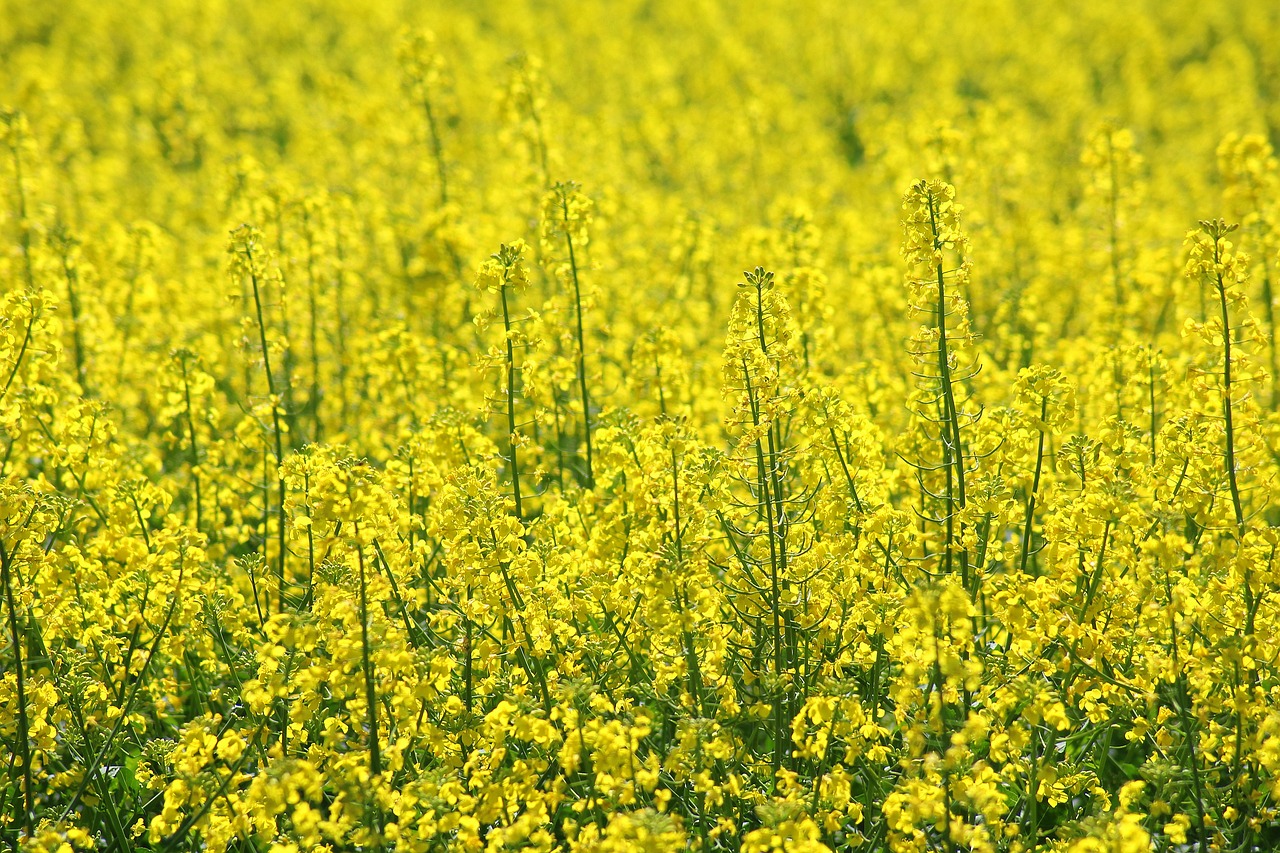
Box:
[5,0,1280,851]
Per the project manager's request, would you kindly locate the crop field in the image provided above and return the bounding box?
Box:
[3,0,1280,850]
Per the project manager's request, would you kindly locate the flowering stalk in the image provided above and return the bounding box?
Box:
[902,180,978,586]
[477,240,532,519]
[1186,218,1250,534]
[0,533,32,837]
[399,30,450,207]
[722,265,804,779]
[173,350,204,536]
[544,182,595,487]
[231,225,290,613]
[52,226,89,394]
[354,524,382,779]
[1015,366,1074,576]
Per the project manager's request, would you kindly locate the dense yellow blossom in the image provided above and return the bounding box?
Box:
[3,0,1280,851]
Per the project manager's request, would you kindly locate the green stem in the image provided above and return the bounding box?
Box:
[1018,397,1048,576]
[421,96,449,207]
[560,195,594,488]
[1213,243,1246,535]
[925,190,970,586]
[354,524,384,844]
[244,245,289,612]
[500,282,524,519]
[0,536,33,837]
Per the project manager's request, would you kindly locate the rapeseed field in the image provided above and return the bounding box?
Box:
[3,0,1280,850]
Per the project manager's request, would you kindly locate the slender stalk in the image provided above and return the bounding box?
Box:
[931,627,958,853]
[179,355,204,537]
[334,228,351,424]
[559,193,594,487]
[500,282,524,519]
[493,545,551,712]
[1026,726,1039,845]
[56,232,89,393]
[302,209,324,440]
[114,235,143,388]
[1149,356,1159,466]
[355,533,381,775]
[463,584,474,712]
[64,680,133,852]
[1212,240,1246,534]
[1106,132,1124,312]
[1153,534,1211,853]
[0,304,36,407]
[302,470,316,610]
[752,277,795,774]
[517,62,550,187]
[1017,397,1049,576]
[925,191,970,585]
[0,537,33,837]
[742,358,785,780]
[243,241,289,612]
[421,95,449,207]
[354,523,384,842]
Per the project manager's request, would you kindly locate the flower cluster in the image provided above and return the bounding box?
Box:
[4,1,1280,852]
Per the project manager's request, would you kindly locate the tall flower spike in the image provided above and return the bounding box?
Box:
[1081,124,1143,312]
[228,222,291,612]
[398,28,451,206]
[901,179,980,585]
[542,182,595,487]
[722,266,799,413]
[1185,218,1260,534]
[721,265,807,778]
[476,240,532,519]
